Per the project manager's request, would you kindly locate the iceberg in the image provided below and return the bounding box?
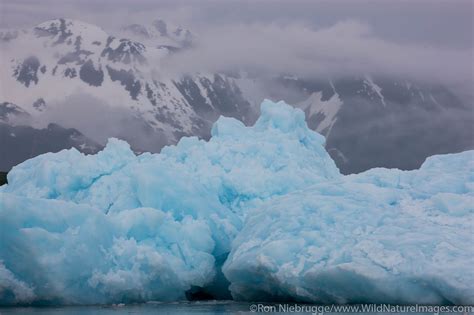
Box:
[223,151,474,305]
[0,100,472,305]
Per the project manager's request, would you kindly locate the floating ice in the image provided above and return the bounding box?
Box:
[223,151,474,305]
[0,100,472,305]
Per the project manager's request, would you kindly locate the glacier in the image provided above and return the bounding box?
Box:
[0,100,472,305]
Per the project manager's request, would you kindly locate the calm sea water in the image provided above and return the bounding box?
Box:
[1,301,249,315]
[0,301,470,315]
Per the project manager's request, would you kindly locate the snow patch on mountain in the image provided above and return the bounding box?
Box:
[364,75,386,106]
[297,90,342,136]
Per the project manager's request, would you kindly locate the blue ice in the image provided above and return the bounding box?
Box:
[1,100,472,305]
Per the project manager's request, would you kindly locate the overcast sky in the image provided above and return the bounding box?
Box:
[1,0,472,47]
[1,0,473,94]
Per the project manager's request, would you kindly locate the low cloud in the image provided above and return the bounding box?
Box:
[160,20,473,95]
[30,93,169,152]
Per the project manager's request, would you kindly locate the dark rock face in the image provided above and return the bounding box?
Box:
[326,82,473,174]
[275,76,474,174]
[152,20,168,36]
[203,75,253,121]
[34,18,73,45]
[174,76,215,115]
[107,66,141,100]
[74,35,82,50]
[101,37,146,65]
[32,98,46,111]
[0,102,30,123]
[64,67,77,78]
[14,56,40,87]
[175,75,255,125]
[56,32,94,67]
[79,60,104,86]
[0,122,101,171]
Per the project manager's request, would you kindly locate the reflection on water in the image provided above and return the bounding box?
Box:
[0,301,470,315]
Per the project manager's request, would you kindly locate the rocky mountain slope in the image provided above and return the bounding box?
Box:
[0,102,100,170]
[268,75,473,173]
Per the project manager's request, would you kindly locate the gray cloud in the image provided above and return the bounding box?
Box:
[1,0,472,47]
[159,20,472,97]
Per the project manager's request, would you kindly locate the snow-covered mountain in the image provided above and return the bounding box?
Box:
[1,18,472,173]
[0,18,253,146]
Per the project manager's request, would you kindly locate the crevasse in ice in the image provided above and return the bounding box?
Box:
[0,100,472,305]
